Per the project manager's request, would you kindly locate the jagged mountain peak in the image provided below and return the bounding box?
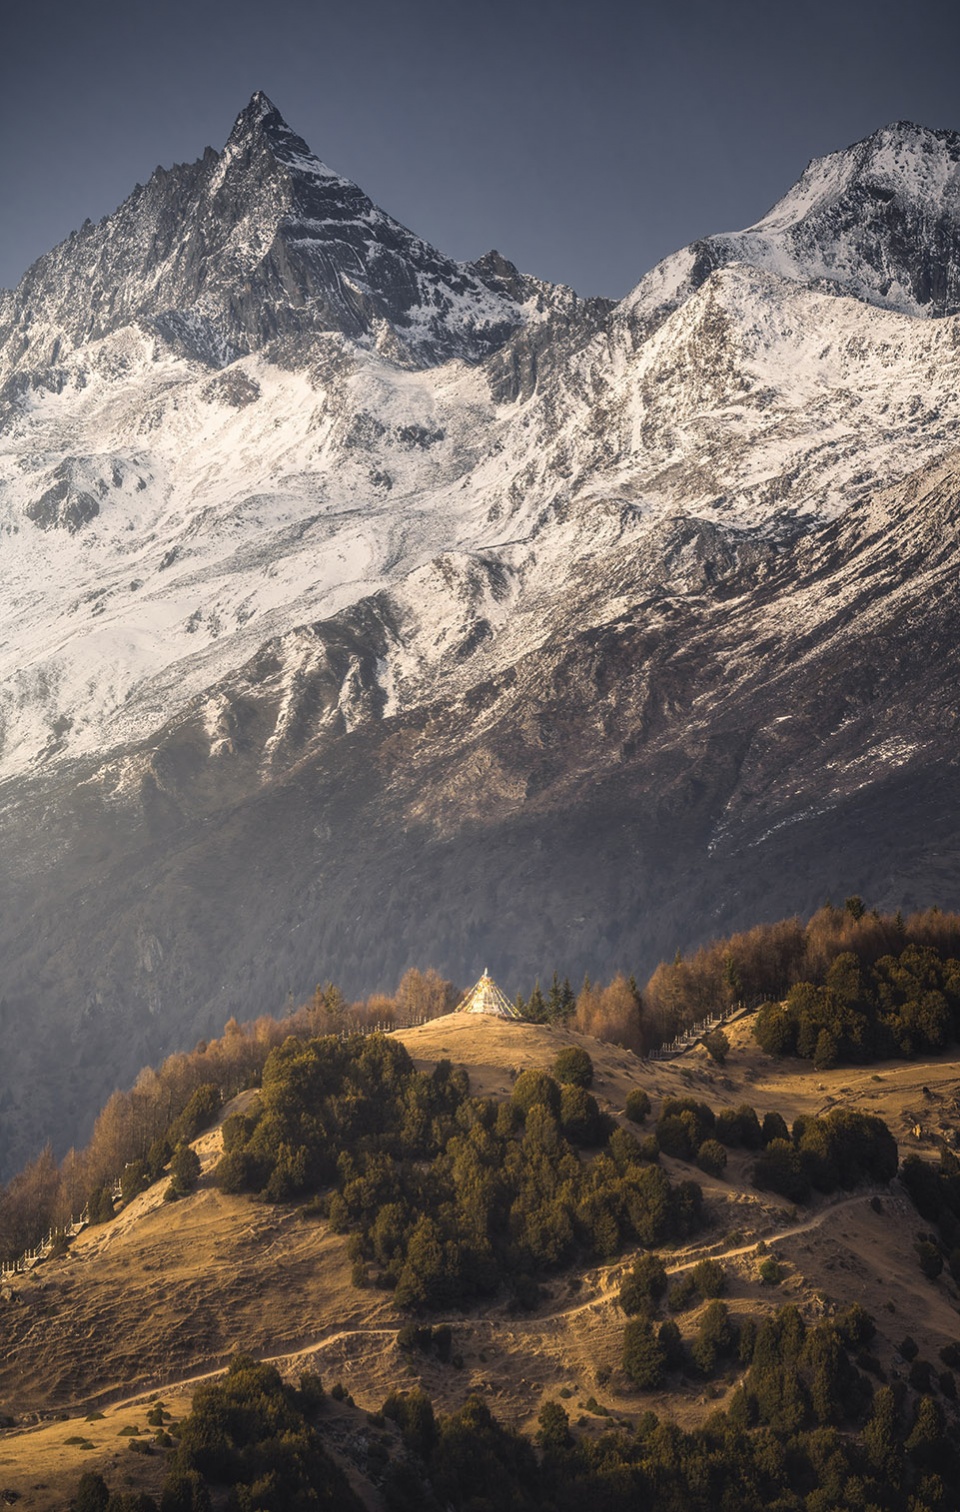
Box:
[755,119,960,233]
[222,89,346,187]
[225,88,307,153]
[624,116,960,331]
[0,95,543,380]
[234,88,283,128]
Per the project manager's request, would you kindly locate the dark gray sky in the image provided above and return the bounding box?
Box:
[3,0,960,299]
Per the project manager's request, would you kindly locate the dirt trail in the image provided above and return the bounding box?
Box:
[78,1189,886,1423]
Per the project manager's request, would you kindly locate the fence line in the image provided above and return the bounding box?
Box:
[1,1213,87,1278]
[646,1010,729,1061]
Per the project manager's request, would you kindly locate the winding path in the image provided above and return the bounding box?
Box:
[60,1188,892,1423]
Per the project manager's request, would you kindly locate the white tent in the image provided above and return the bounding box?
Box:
[457,969,523,1020]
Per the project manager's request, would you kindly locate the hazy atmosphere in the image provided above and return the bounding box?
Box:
[7,0,960,1505]
[3,0,960,296]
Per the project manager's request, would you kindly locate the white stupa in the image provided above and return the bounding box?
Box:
[458,969,523,1020]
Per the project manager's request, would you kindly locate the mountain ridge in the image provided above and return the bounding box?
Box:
[0,91,580,380]
[4,99,960,1169]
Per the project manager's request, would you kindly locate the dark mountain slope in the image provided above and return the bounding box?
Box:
[3,448,960,1171]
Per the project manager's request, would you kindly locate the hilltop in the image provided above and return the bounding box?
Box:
[0,1009,958,1506]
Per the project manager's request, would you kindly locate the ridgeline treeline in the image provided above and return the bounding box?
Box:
[0,968,453,1264]
[4,897,958,1263]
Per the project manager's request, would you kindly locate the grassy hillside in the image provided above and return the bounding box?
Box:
[0,1010,959,1506]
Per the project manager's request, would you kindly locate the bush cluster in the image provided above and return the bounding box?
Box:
[78,1327,960,1512]
[754,945,960,1067]
[751,1108,898,1204]
[656,1098,775,1167]
[213,1034,704,1308]
[647,901,960,1050]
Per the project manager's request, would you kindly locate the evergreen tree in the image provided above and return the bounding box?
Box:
[525,982,547,1023]
[622,1317,666,1388]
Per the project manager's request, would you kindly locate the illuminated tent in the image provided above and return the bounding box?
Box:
[458,969,523,1020]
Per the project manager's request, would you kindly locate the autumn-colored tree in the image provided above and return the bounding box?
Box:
[0,1143,61,1259]
[574,974,643,1051]
[395,968,457,1025]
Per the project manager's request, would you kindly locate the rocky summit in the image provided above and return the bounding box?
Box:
[3,98,960,1170]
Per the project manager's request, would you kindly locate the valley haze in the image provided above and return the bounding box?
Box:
[3,94,960,1169]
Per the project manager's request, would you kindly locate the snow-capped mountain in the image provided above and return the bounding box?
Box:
[0,91,551,377]
[625,120,960,331]
[3,100,960,1171]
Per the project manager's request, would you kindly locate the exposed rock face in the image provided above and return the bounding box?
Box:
[624,121,960,332]
[3,101,960,1170]
[0,91,585,380]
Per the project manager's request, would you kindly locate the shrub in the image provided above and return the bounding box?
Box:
[220,1106,260,1154]
[170,1083,221,1145]
[691,1300,733,1376]
[625,1089,651,1124]
[737,1316,758,1365]
[656,1099,715,1160]
[916,1239,944,1280]
[761,1110,790,1146]
[856,1349,885,1379]
[87,1186,115,1226]
[552,1047,594,1088]
[909,1358,934,1393]
[692,1258,727,1298]
[714,1107,741,1145]
[622,1318,666,1388]
[159,1469,212,1512]
[813,1027,840,1070]
[559,1084,603,1145]
[668,1273,697,1312]
[167,1144,202,1200]
[836,1303,875,1348]
[702,1028,729,1064]
[75,1473,110,1512]
[758,1257,782,1285]
[752,1139,810,1203]
[211,1149,253,1195]
[146,1135,172,1182]
[696,1140,728,1178]
[754,1001,798,1057]
[121,1160,150,1205]
[899,1336,919,1362]
[715,1104,764,1149]
[658,1318,685,1370]
[537,1400,571,1449]
[734,1105,764,1149]
[397,1323,430,1353]
[619,1254,668,1315]
[382,1388,437,1457]
[656,1115,696,1160]
[511,1070,561,1119]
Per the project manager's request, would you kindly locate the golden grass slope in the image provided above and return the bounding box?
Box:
[1,1011,959,1506]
